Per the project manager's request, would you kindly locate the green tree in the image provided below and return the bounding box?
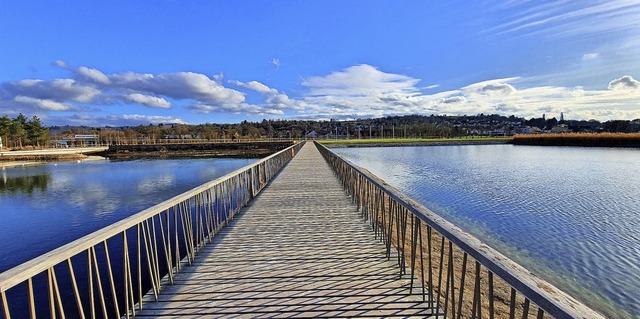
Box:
[9,114,27,148]
[0,115,11,148]
[25,116,49,147]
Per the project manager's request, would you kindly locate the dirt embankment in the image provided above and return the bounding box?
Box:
[100,141,294,159]
[0,153,87,162]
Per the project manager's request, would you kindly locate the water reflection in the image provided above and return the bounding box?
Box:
[0,157,256,275]
[335,145,640,318]
[0,170,51,194]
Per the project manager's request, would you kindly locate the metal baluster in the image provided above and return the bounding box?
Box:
[449,243,456,319]
[399,207,408,276]
[457,253,468,319]
[427,226,434,307]
[49,267,65,319]
[89,247,108,318]
[157,212,173,284]
[488,271,495,319]
[123,231,134,318]
[88,249,94,319]
[509,287,517,319]
[150,219,161,287]
[522,298,530,319]
[410,215,417,292]
[66,258,85,319]
[141,221,158,300]
[472,261,482,319]
[1,291,10,319]
[137,224,142,310]
[102,240,120,317]
[27,277,36,319]
[47,268,56,319]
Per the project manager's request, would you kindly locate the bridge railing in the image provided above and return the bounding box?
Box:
[315,141,604,319]
[0,142,304,319]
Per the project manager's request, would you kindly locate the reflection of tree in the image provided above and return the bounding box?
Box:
[0,173,51,195]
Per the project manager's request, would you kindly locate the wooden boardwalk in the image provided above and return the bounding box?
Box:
[135,143,438,318]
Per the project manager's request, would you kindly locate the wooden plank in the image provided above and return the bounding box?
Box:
[135,143,437,318]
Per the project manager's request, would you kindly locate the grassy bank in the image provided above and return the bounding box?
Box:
[319,136,512,147]
[512,133,640,148]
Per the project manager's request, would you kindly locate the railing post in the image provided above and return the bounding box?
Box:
[313,141,605,319]
[0,143,303,318]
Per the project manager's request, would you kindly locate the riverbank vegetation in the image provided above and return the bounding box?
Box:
[512,133,640,147]
[3,112,639,149]
[0,114,48,149]
[319,136,512,146]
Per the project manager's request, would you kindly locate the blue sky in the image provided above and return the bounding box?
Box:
[1,1,639,126]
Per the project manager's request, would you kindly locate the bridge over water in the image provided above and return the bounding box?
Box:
[0,142,604,318]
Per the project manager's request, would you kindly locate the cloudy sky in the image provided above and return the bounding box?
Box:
[1,1,639,126]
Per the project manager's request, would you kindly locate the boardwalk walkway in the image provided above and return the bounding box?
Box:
[135,143,437,318]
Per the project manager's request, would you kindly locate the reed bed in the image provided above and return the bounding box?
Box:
[512,133,640,147]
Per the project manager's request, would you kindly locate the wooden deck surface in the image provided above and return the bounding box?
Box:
[134,143,438,318]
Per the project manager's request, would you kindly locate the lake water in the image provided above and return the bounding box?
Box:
[333,144,640,318]
[0,157,256,274]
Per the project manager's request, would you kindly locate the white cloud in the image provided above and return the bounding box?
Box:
[441,96,466,104]
[231,80,278,95]
[582,53,599,61]
[54,60,68,68]
[1,62,639,125]
[5,78,100,103]
[76,66,111,85]
[608,75,640,91]
[294,67,640,121]
[464,80,517,96]
[120,114,186,123]
[296,64,427,119]
[486,1,640,39]
[186,101,283,116]
[231,80,308,111]
[14,96,73,111]
[54,114,187,126]
[111,71,246,105]
[125,93,171,108]
[302,64,420,97]
[269,58,281,70]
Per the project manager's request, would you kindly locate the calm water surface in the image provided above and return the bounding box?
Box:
[0,157,255,273]
[334,145,640,318]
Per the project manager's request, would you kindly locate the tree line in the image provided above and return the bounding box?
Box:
[5,113,639,149]
[0,114,49,149]
[49,117,464,146]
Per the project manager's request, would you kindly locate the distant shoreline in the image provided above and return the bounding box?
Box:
[0,147,106,166]
[321,133,640,148]
[320,138,511,148]
[320,140,511,148]
[0,142,294,165]
[512,133,640,148]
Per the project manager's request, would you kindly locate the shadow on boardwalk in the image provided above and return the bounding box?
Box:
[134,142,438,318]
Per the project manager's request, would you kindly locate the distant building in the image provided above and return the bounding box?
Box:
[50,134,99,147]
[516,126,533,134]
[551,124,570,133]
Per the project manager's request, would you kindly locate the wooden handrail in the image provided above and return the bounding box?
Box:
[315,141,604,319]
[0,142,304,318]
